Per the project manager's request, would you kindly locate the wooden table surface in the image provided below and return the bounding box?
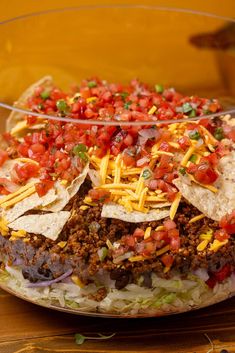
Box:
[1,289,235,353]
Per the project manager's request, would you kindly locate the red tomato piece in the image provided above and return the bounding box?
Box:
[35,180,54,197]
[133,228,145,238]
[13,163,39,183]
[151,230,168,241]
[178,136,191,150]
[219,210,235,234]
[161,254,174,267]
[188,161,218,185]
[214,264,231,282]
[214,229,230,241]
[0,150,8,167]
[88,189,111,203]
[164,219,176,230]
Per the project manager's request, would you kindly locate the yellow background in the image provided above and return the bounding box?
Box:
[0,0,235,20]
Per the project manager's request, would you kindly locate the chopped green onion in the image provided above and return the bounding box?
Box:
[182,102,193,114]
[73,144,88,154]
[124,101,132,109]
[56,99,68,113]
[189,109,196,118]
[179,167,186,175]
[73,144,88,162]
[87,81,97,88]
[40,91,50,100]
[142,168,152,180]
[37,103,44,110]
[189,130,201,140]
[214,127,224,141]
[155,84,164,94]
[189,154,197,163]
[98,247,108,261]
[79,152,88,162]
[75,333,116,345]
[119,92,129,100]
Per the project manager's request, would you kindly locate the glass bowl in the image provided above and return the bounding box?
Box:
[0,6,234,318]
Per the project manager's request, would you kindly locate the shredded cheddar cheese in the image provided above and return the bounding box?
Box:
[197,239,209,252]
[156,245,170,256]
[10,120,28,135]
[0,217,9,236]
[148,105,157,115]
[15,158,39,165]
[79,205,89,210]
[106,239,114,250]
[0,186,36,209]
[100,152,110,184]
[169,192,181,220]
[189,214,205,223]
[71,275,85,288]
[129,255,147,262]
[155,225,165,231]
[209,239,228,252]
[57,241,67,248]
[181,146,195,167]
[144,226,152,240]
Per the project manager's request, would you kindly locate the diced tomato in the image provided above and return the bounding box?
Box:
[159,141,170,152]
[151,230,168,241]
[133,228,145,238]
[178,136,191,150]
[188,161,218,185]
[214,229,230,241]
[0,185,10,195]
[207,264,232,289]
[214,264,231,282]
[27,115,37,125]
[168,229,180,251]
[18,143,30,157]
[123,133,134,147]
[35,179,54,197]
[122,147,136,167]
[13,163,39,183]
[219,210,235,234]
[164,219,176,230]
[142,241,157,256]
[161,254,174,267]
[0,150,8,167]
[123,235,136,249]
[209,102,220,113]
[200,153,218,168]
[215,143,230,157]
[206,276,217,289]
[30,143,46,155]
[88,189,111,203]
[199,118,210,128]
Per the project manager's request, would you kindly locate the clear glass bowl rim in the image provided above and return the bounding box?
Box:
[0,4,235,126]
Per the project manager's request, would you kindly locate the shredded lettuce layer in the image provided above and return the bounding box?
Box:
[1,266,235,316]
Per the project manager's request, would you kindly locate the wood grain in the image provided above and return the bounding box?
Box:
[1,289,235,352]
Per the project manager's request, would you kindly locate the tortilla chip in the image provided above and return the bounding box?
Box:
[101,203,170,223]
[3,188,57,223]
[173,151,235,221]
[44,163,89,212]
[6,76,53,132]
[9,211,70,241]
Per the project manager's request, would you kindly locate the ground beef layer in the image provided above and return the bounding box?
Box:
[0,186,235,289]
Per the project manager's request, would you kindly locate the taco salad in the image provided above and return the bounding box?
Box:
[0,76,234,316]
